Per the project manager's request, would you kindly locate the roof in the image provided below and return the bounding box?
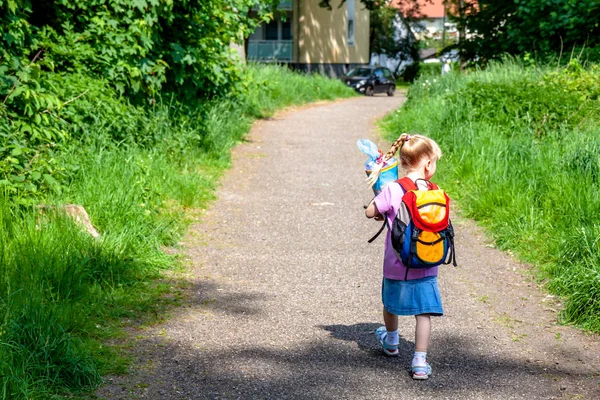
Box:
[418,0,446,18]
[394,0,446,19]
[419,48,438,60]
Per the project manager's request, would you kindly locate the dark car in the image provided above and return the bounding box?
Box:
[341,66,396,96]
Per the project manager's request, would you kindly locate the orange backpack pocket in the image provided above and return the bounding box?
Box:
[415,231,446,264]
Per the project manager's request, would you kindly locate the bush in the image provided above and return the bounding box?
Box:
[447,60,600,136]
[418,62,443,78]
[1,1,279,99]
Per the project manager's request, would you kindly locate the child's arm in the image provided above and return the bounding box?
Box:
[365,200,383,220]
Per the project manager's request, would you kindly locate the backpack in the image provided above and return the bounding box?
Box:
[391,177,457,279]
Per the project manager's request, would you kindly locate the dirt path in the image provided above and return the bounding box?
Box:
[96,95,599,399]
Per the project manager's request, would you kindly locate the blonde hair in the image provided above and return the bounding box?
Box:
[366,133,442,187]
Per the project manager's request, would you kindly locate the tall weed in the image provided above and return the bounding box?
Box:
[382,59,600,332]
[0,205,102,398]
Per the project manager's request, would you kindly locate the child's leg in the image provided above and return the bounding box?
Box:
[383,308,398,332]
[376,308,400,356]
[412,314,432,379]
[383,308,400,345]
[414,314,431,352]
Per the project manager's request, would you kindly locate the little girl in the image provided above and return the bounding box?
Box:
[365,133,444,380]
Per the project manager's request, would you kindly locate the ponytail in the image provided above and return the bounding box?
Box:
[366,133,442,188]
[366,133,411,187]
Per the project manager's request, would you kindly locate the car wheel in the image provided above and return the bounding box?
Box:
[365,86,374,97]
[387,85,396,97]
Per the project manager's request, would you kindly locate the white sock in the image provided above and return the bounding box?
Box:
[412,351,427,367]
[385,330,399,346]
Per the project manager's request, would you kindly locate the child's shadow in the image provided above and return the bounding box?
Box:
[319,323,414,359]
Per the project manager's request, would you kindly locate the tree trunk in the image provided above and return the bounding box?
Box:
[458,0,465,70]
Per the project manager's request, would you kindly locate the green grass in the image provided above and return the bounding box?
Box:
[381,58,600,333]
[244,63,357,117]
[0,64,355,398]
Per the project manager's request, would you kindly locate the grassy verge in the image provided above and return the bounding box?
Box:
[381,59,600,333]
[0,64,355,399]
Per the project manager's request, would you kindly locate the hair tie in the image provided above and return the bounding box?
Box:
[405,134,412,141]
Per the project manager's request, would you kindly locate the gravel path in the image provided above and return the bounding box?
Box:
[96,95,600,399]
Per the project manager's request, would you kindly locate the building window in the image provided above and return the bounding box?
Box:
[347,0,355,46]
[282,20,292,40]
[264,18,292,41]
[265,20,278,40]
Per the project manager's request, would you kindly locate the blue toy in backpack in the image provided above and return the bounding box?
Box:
[357,139,398,195]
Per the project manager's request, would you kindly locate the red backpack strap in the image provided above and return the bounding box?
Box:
[398,177,440,191]
[397,177,417,191]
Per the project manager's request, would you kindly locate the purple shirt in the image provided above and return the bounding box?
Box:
[374,180,439,281]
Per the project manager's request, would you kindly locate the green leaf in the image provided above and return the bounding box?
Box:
[43,173,61,193]
[133,0,148,12]
[7,0,17,13]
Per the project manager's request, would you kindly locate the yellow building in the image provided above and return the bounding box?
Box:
[248,0,370,77]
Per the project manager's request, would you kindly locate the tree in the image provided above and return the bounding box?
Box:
[370,3,421,81]
[319,0,427,15]
[448,0,600,63]
[319,0,380,10]
[1,0,281,100]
